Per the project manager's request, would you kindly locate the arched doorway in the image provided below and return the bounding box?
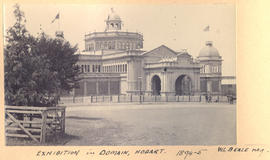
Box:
[175,75,192,95]
[151,75,161,95]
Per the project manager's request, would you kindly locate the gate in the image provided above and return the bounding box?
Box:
[5,105,66,143]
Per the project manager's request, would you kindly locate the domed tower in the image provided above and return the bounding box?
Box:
[84,8,143,52]
[105,8,122,31]
[198,41,222,95]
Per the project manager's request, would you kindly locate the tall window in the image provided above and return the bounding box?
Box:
[81,65,84,73]
[112,41,115,49]
[104,42,108,49]
[108,42,112,49]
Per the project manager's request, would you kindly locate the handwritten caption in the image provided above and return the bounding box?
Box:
[35,146,269,159]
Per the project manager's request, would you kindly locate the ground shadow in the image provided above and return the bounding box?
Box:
[66,116,103,121]
[6,133,81,146]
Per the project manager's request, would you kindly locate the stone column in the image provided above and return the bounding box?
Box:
[83,81,87,102]
[83,81,87,96]
[207,80,212,93]
[161,72,170,96]
[194,73,201,95]
[127,58,137,93]
[96,80,99,95]
[219,79,222,95]
[108,79,111,95]
[163,71,174,96]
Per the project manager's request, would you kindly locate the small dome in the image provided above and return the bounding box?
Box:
[107,8,121,21]
[199,41,220,57]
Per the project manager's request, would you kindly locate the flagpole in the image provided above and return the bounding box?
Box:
[58,12,60,30]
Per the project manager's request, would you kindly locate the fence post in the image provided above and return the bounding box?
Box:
[199,95,201,102]
[61,108,66,134]
[40,111,47,143]
[118,95,120,103]
[166,95,168,102]
[155,95,157,102]
[96,95,97,103]
[103,96,104,102]
[130,94,132,102]
[189,95,191,102]
[177,96,179,102]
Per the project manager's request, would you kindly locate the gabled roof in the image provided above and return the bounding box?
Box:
[142,45,178,57]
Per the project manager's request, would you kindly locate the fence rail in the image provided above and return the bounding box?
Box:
[60,95,231,104]
[5,105,66,143]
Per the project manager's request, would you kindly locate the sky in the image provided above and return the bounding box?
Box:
[3,3,236,76]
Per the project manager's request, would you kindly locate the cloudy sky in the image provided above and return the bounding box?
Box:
[4,3,235,76]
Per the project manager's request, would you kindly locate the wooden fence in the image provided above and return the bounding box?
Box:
[5,105,66,143]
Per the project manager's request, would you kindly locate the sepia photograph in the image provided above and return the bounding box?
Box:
[3,3,236,146]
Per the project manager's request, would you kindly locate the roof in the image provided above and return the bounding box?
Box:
[198,41,220,57]
[142,45,177,57]
[107,8,121,21]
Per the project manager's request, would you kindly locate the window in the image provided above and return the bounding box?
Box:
[104,42,108,49]
[127,42,130,49]
[205,65,210,73]
[81,65,83,72]
[112,41,115,49]
[200,66,204,73]
[96,42,100,50]
[125,64,127,72]
[108,42,111,49]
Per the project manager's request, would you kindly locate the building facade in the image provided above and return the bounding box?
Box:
[72,9,234,97]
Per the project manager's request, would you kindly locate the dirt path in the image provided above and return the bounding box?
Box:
[64,103,236,145]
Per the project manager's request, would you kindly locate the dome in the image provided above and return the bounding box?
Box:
[107,8,121,21]
[199,41,220,57]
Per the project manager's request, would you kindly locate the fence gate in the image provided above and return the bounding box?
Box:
[5,106,66,143]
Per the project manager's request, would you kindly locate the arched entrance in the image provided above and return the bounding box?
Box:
[175,75,192,95]
[151,75,161,95]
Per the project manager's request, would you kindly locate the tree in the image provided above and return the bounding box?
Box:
[4,4,80,107]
